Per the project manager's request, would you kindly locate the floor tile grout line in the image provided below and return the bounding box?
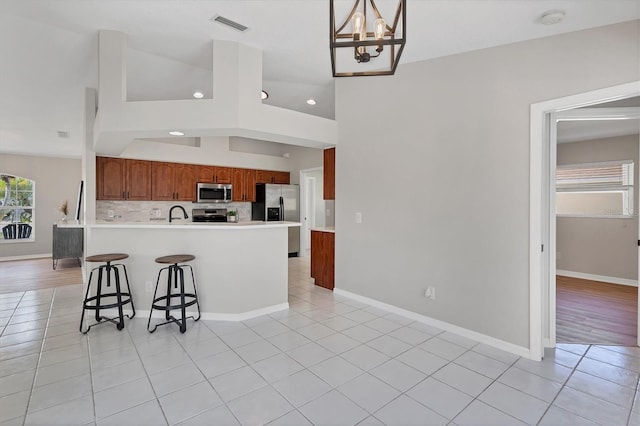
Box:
[21,287,60,425]
[534,344,596,426]
[0,293,23,338]
[420,346,525,425]
[165,321,246,426]
[0,290,29,426]
[94,323,173,425]
[626,382,639,426]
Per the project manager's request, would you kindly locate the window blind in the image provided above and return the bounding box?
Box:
[556,160,633,192]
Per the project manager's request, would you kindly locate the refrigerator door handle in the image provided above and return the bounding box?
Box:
[279,196,284,221]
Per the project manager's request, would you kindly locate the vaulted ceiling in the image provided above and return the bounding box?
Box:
[0,0,638,158]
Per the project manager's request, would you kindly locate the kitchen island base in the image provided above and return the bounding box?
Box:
[84,222,297,320]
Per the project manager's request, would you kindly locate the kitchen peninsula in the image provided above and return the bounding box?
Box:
[78,220,300,320]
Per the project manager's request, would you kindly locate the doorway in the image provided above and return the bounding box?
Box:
[555,115,639,346]
[529,81,640,360]
[300,167,325,257]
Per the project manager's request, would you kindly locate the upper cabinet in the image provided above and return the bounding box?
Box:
[173,163,197,201]
[151,162,196,201]
[96,157,151,200]
[323,147,335,200]
[256,170,290,185]
[232,168,257,202]
[96,157,286,203]
[198,166,232,184]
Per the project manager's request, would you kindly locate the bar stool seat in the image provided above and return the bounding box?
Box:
[80,253,135,333]
[86,253,129,263]
[155,254,195,264]
[147,254,200,334]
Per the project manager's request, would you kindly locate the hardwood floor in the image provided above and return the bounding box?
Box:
[0,257,82,294]
[557,275,637,346]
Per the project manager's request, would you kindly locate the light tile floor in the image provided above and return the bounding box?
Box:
[1,257,639,425]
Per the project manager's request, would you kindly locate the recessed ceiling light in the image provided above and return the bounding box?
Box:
[261,90,269,100]
[540,10,565,25]
[306,99,316,106]
[193,91,204,99]
[169,131,185,136]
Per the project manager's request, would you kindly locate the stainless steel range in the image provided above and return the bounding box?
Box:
[192,208,227,223]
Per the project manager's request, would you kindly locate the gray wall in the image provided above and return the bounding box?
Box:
[287,145,325,185]
[557,134,639,282]
[0,155,81,258]
[334,20,640,349]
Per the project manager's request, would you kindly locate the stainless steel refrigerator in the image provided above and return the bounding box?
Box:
[252,184,300,256]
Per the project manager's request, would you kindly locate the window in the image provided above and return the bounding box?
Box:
[0,174,35,240]
[556,160,634,217]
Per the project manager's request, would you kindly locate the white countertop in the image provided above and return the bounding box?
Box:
[58,220,300,229]
[311,226,335,233]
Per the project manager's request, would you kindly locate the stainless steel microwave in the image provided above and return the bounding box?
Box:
[196,183,232,203]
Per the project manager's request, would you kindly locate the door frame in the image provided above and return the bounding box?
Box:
[529,81,640,360]
[299,167,323,258]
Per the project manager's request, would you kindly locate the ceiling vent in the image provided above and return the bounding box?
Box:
[211,15,249,32]
[57,131,70,138]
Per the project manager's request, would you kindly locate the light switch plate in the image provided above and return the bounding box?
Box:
[355,212,362,223]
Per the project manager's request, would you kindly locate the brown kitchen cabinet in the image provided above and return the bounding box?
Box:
[311,230,335,290]
[256,170,290,184]
[323,147,335,200]
[96,157,152,200]
[152,162,196,201]
[198,165,232,184]
[232,168,256,202]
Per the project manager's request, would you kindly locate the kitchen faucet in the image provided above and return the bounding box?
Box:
[169,205,189,223]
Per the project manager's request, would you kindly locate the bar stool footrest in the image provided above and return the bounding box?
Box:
[150,293,198,311]
[82,293,134,310]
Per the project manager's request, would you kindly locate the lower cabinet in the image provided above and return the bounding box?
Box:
[52,224,83,270]
[311,230,335,290]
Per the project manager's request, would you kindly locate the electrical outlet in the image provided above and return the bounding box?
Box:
[107,209,115,218]
[355,212,362,223]
[145,281,153,293]
[424,287,436,300]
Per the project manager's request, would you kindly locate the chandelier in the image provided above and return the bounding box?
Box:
[330,0,406,77]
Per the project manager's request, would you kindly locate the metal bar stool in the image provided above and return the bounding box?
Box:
[80,253,136,333]
[147,254,201,333]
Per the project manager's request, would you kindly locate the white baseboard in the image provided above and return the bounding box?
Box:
[99,303,289,322]
[334,288,532,360]
[0,253,52,262]
[557,270,638,287]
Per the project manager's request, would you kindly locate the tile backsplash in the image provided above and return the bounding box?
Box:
[96,201,252,222]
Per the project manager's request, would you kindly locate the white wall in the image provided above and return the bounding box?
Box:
[556,134,639,282]
[0,155,81,258]
[335,21,640,349]
[126,47,212,101]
